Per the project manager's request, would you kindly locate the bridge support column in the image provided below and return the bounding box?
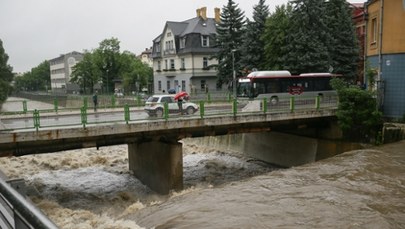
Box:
[243,132,318,167]
[128,141,183,194]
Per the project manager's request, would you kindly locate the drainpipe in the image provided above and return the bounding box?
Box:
[363,2,368,86]
[378,0,384,81]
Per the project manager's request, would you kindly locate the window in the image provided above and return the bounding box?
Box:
[155,43,160,52]
[180,37,186,49]
[157,61,161,70]
[201,80,206,89]
[203,57,208,68]
[170,59,175,69]
[158,81,162,91]
[181,58,185,69]
[165,60,168,69]
[165,40,174,50]
[371,17,377,44]
[174,80,179,89]
[182,80,186,91]
[201,35,209,47]
[167,81,171,91]
[167,32,172,37]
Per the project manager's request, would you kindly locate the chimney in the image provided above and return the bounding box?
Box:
[201,7,207,20]
[196,8,201,17]
[214,8,220,23]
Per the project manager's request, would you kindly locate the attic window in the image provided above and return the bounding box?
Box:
[201,35,209,47]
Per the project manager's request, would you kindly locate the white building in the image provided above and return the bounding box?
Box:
[138,47,153,67]
[49,51,83,93]
[152,7,220,94]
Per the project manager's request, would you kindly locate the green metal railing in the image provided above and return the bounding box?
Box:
[0,95,338,132]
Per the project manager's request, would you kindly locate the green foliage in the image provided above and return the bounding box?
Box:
[365,61,377,90]
[70,38,152,95]
[335,86,383,142]
[263,4,292,70]
[0,39,14,105]
[324,0,359,81]
[330,77,348,92]
[70,51,101,94]
[213,0,245,87]
[261,0,358,78]
[240,0,269,71]
[283,0,330,74]
[14,61,50,92]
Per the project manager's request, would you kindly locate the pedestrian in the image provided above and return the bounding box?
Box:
[177,95,183,114]
[93,91,98,112]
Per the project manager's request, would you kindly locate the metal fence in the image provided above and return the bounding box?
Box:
[0,95,338,132]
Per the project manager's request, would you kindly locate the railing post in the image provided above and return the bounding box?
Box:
[232,99,237,116]
[33,109,40,131]
[263,98,267,113]
[290,97,295,112]
[111,95,116,108]
[83,97,88,110]
[315,96,320,110]
[124,104,130,124]
[164,102,169,120]
[53,98,58,113]
[80,106,87,128]
[22,100,27,114]
[136,95,142,106]
[207,93,211,103]
[199,101,205,118]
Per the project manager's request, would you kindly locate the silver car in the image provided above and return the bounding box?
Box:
[144,94,199,117]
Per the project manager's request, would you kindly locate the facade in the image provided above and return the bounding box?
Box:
[138,47,153,67]
[365,0,405,118]
[152,7,221,94]
[49,51,83,94]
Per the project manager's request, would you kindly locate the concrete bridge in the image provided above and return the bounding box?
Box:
[0,100,339,194]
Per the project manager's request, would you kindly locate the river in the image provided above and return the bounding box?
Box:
[1,98,404,228]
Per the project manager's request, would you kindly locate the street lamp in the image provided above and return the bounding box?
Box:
[231,49,237,99]
[106,69,109,94]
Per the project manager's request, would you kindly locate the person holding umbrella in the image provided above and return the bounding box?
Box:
[174,91,188,115]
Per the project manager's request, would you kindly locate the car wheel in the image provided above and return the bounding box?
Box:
[186,106,195,115]
[156,108,164,117]
[270,96,278,105]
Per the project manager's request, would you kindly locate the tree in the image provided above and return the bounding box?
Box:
[70,51,101,94]
[240,0,269,72]
[94,37,122,94]
[331,78,383,142]
[14,61,50,92]
[325,0,359,81]
[120,51,153,94]
[0,39,14,106]
[214,0,245,88]
[263,4,292,70]
[283,0,330,74]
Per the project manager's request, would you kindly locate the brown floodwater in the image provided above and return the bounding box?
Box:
[131,141,405,229]
[1,98,404,228]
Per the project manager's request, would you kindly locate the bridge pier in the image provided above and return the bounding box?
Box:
[128,141,183,194]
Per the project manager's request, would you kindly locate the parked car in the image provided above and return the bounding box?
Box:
[144,94,199,117]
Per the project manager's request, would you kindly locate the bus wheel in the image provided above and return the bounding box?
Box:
[270,96,278,105]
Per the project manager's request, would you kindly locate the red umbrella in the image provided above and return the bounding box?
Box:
[174,91,189,100]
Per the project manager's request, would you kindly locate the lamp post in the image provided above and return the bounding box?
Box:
[231,49,237,99]
[106,69,109,94]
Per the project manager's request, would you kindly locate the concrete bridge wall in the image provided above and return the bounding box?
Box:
[186,131,361,167]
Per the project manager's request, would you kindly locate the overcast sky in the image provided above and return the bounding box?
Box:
[0,0,365,73]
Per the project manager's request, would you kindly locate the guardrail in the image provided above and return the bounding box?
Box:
[0,95,338,132]
[0,178,58,229]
